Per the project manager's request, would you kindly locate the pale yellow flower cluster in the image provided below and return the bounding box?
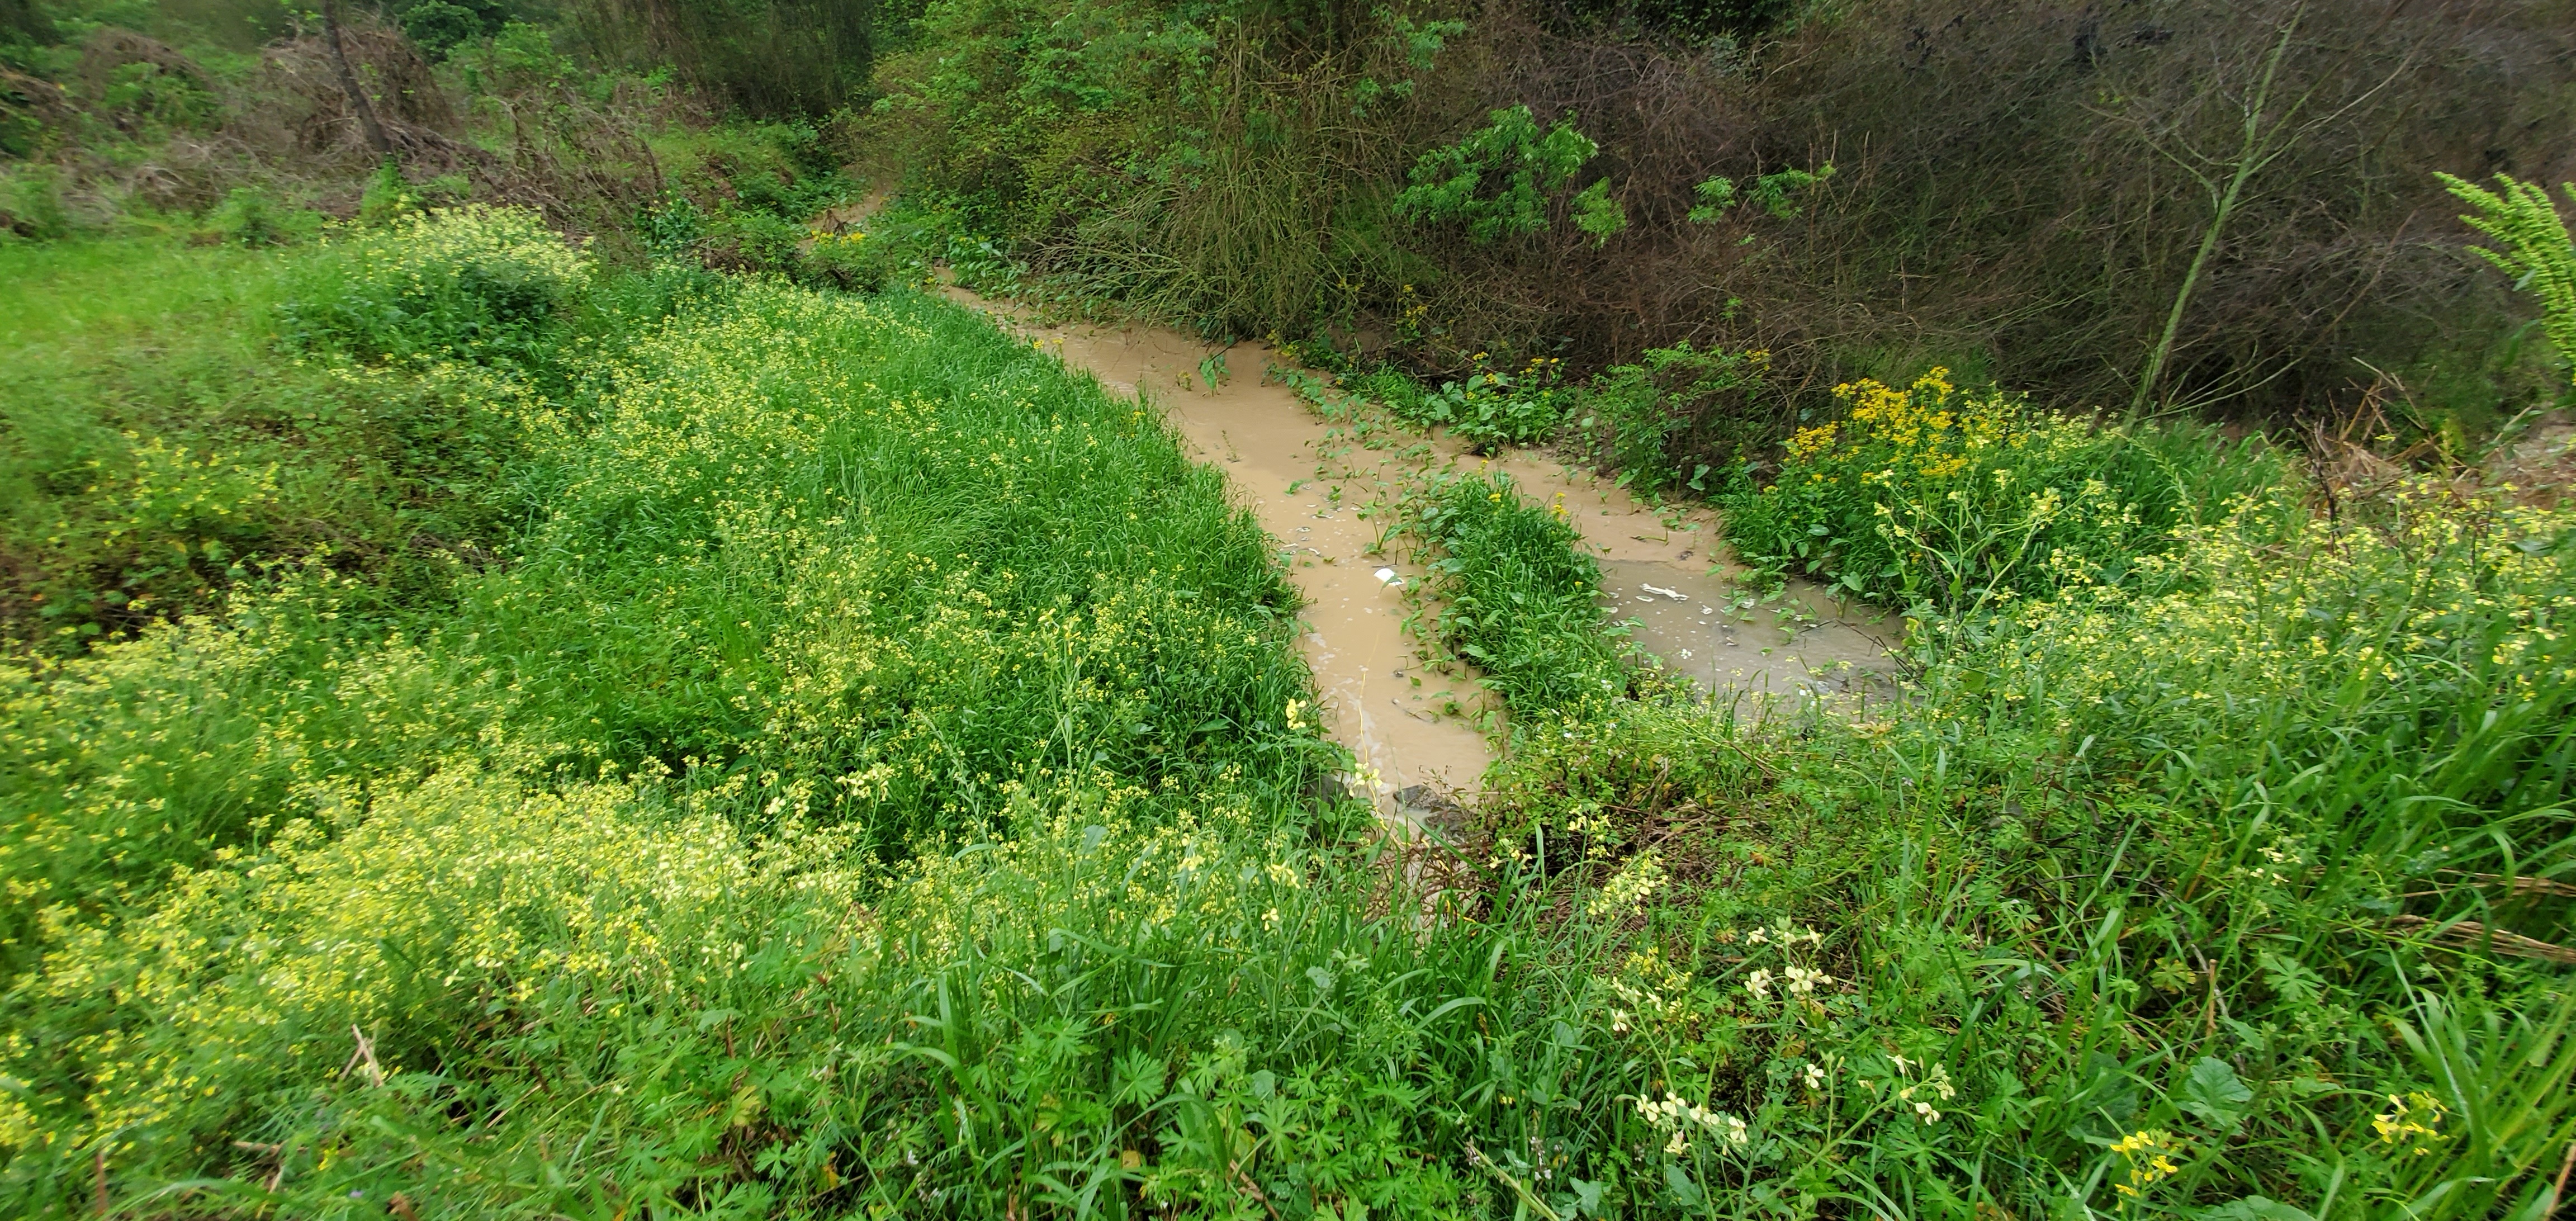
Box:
[1630,1092,1749,1156]
[1983,486,2574,728]
[328,204,594,316]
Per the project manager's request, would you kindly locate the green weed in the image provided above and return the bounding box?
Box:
[1394,105,1599,245]
[1346,355,1572,451]
[1723,367,2288,612]
[1405,471,1635,717]
[1455,463,2574,1218]
[1569,342,1777,497]
[276,206,596,371]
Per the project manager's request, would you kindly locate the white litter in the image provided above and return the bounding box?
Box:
[1374,567,1401,587]
[1641,583,1687,601]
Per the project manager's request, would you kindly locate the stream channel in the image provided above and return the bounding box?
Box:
[939,288,1900,826]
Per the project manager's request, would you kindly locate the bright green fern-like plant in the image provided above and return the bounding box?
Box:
[2440,172,2576,387]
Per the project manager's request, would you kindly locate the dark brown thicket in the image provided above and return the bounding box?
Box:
[1741,0,2576,422]
[1335,0,2576,427]
[220,22,674,229]
[75,29,217,101]
[562,0,875,114]
[7,16,678,233]
[257,24,461,148]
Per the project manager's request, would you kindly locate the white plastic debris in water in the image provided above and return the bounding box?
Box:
[1374,567,1401,587]
[1641,583,1687,601]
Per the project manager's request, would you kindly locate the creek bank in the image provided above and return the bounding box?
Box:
[936,286,1898,818]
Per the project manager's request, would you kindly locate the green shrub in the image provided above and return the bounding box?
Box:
[1723,367,2286,611]
[277,205,594,368]
[355,160,419,227]
[0,163,71,239]
[1349,355,1571,451]
[199,185,319,247]
[1394,105,1599,245]
[94,58,219,130]
[793,225,893,291]
[637,191,705,259]
[397,0,490,59]
[692,202,803,273]
[1569,342,1775,496]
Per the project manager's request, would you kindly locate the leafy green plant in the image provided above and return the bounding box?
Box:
[1571,177,1627,247]
[1570,341,1774,496]
[2440,171,2576,389]
[1394,105,1599,244]
[1348,354,1571,449]
[1725,367,2285,610]
[356,159,419,227]
[1407,471,1633,714]
[693,202,803,273]
[199,184,318,247]
[1685,163,1834,223]
[278,205,594,368]
[638,191,705,259]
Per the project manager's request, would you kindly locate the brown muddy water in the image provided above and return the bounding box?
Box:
[936,287,1897,818]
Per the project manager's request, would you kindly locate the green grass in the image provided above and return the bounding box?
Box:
[1453,465,2576,1219]
[0,236,502,646]
[2,224,1583,1216]
[1,214,2569,1220]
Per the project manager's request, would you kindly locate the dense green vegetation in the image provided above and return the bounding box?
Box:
[2,0,2573,1217]
[1,214,1377,1213]
[1436,460,2576,1220]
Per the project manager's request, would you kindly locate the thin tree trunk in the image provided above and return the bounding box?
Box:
[322,0,392,158]
[2127,13,2301,422]
[2130,154,2261,422]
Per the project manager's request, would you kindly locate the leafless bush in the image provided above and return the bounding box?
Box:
[561,0,873,114]
[1733,0,2576,422]
[910,0,2574,441]
[247,24,460,157]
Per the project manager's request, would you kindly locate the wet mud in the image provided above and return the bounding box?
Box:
[940,295,1497,809]
[934,286,1898,813]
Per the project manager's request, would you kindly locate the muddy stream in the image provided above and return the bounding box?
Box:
[939,288,1898,825]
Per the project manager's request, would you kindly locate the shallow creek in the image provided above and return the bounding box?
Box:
[938,288,1897,814]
